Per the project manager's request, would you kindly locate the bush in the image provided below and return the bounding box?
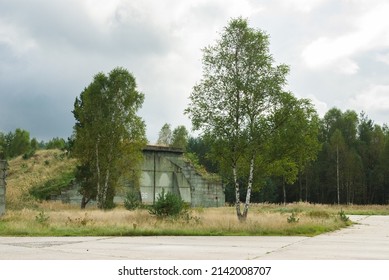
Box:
[338,209,350,223]
[287,211,299,223]
[149,189,186,218]
[22,149,36,160]
[29,171,75,200]
[124,190,141,210]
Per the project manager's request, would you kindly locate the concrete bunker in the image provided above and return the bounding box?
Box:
[140,145,224,207]
[54,146,225,207]
[0,160,7,216]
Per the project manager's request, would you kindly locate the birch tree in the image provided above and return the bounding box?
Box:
[72,67,146,209]
[186,18,295,221]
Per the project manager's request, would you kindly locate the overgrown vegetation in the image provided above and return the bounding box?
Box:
[29,170,75,200]
[0,203,361,237]
[5,149,77,209]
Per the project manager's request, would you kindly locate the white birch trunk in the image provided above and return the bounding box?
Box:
[101,169,110,206]
[242,156,255,219]
[336,144,340,205]
[95,141,102,209]
[233,162,242,219]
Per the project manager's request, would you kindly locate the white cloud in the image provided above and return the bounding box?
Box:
[376,52,389,65]
[306,94,328,117]
[0,20,37,55]
[350,85,389,112]
[301,2,389,74]
[277,0,326,13]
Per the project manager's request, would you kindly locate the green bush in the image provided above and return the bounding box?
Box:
[29,171,75,200]
[149,189,186,218]
[124,190,141,210]
[287,211,299,223]
[338,209,350,223]
[35,211,50,225]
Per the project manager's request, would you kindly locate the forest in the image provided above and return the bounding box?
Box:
[187,108,389,205]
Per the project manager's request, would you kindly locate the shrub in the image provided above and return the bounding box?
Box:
[23,149,36,160]
[287,211,299,223]
[35,210,50,225]
[124,190,142,210]
[29,171,75,200]
[149,189,185,218]
[338,209,350,223]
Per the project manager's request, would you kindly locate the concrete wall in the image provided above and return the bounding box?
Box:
[140,146,225,207]
[0,160,7,216]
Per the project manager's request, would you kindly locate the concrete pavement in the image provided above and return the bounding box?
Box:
[0,215,388,259]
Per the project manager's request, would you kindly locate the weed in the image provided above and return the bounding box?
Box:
[35,210,50,225]
[66,213,94,227]
[287,211,299,223]
[338,209,350,223]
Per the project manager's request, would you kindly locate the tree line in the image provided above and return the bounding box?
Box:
[0,129,68,159]
[185,108,389,206]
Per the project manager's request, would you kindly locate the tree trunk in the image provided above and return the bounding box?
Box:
[101,169,110,208]
[233,162,242,220]
[80,196,91,209]
[299,171,302,201]
[282,178,286,205]
[336,144,340,204]
[305,171,308,202]
[95,141,103,209]
[242,156,255,220]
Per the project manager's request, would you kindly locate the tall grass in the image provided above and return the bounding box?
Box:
[0,203,355,237]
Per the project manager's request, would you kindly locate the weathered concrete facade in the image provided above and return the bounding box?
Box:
[0,160,7,216]
[140,146,224,207]
[52,146,225,207]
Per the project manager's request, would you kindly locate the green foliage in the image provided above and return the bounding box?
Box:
[0,128,32,159]
[46,137,66,150]
[187,135,219,173]
[124,189,142,210]
[185,17,319,220]
[72,67,146,209]
[338,209,350,223]
[29,171,75,200]
[149,189,186,218]
[287,211,300,223]
[35,211,50,225]
[156,123,189,151]
[171,125,189,150]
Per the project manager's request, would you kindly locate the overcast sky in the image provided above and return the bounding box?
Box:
[1,0,389,142]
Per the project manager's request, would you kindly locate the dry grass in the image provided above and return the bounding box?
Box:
[2,151,387,236]
[0,202,353,237]
[6,149,77,209]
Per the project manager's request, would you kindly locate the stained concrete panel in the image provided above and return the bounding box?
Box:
[0,160,6,216]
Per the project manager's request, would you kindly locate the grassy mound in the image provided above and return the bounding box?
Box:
[6,149,77,209]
